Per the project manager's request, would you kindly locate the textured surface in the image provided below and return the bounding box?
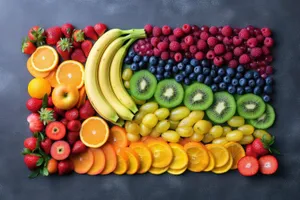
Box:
[0,0,299,199]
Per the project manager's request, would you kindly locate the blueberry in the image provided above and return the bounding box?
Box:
[239,78,247,87]
[226,68,236,77]
[210,70,217,78]
[156,74,163,81]
[211,84,218,92]
[128,51,135,58]
[197,74,205,83]
[184,78,191,85]
[211,65,218,70]
[130,63,139,71]
[236,65,244,73]
[265,77,273,85]
[164,64,172,71]
[138,61,147,69]
[124,57,133,64]
[203,67,210,75]
[253,86,262,95]
[157,66,164,74]
[235,72,243,79]
[248,79,256,87]
[133,55,142,63]
[181,71,187,78]
[201,60,209,68]
[253,71,260,79]
[189,73,197,81]
[244,71,253,79]
[172,66,179,74]
[264,85,273,94]
[219,82,227,90]
[158,59,165,67]
[228,86,236,94]
[175,74,183,83]
[218,68,226,76]
[256,78,265,87]
[149,56,158,65]
[143,56,149,62]
[237,87,244,95]
[164,71,172,78]
[231,78,239,86]
[194,66,202,74]
[214,76,222,83]
[190,59,199,67]
[167,59,174,65]
[183,58,189,65]
[263,94,271,102]
[245,86,253,93]
[149,66,156,74]
[204,76,213,85]
[177,62,185,71]
[185,65,193,74]
[223,76,231,84]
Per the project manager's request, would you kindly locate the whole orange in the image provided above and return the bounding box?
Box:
[28,77,51,99]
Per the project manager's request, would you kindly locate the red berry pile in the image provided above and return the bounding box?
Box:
[135,24,274,77]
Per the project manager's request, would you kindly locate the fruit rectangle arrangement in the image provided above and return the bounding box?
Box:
[22,23,279,178]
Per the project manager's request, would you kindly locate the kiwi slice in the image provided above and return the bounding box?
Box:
[184,83,213,110]
[129,70,157,100]
[206,92,236,124]
[154,79,184,108]
[248,104,275,129]
[237,94,266,119]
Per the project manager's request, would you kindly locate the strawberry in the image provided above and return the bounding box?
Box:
[60,118,69,127]
[39,108,56,125]
[67,120,81,132]
[27,113,44,133]
[83,26,98,41]
[71,48,86,63]
[61,23,74,38]
[94,23,107,37]
[251,136,279,156]
[237,156,259,177]
[72,40,81,48]
[26,98,42,113]
[24,154,41,170]
[72,29,85,42]
[81,40,93,57]
[45,26,62,45]
[40,138,52,154]
[245,144,258,158]
[79,100,95,119]
[58,160,74,175]
[47,96,54,107]
[24,137,38,151]
[67,131,79,145]
[72,141,87,154]
[56,38,73,60]
[258,155,278,175]
[65,108,79,121]
[22,38,36,55]
[54,107,65,116]
[28,26,46,46]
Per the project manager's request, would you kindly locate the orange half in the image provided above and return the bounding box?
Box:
[27,56,50,78]
[45,69,59,88]
[56,60,84,89]
[31,46,58,72]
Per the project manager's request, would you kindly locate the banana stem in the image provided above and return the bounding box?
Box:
[124,38,138,49]
[121,29,146,37]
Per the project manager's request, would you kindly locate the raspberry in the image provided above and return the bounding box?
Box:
[223,37,232,45]
[264,37,274,47]
[234,28,241,34]
[217,35,224,42]
[261,27,272,37]
[265,65,273,75]
[206,50,215,60]
[201,25,209,32]
[209,26,219,35]
[213,56,224,67]
[207,37,218,47]
[249,62,258,69]
[228,59,238,68]
[153,48,161,57]
[146,50,153,56]
[214,44,225,55]
[184,52,192,58]
[246,38,258,48]
[169,41,180,51]
[133,43,139,52]
[233,47,243,57]
[193,31,200,37]
[180,42,189,51]
[152,26,162,37]
[173,28,184,38]
[189,45,197,54]
[162,36,169,42]
[239,28,250,40]
[239,54,251,64]
[182,24,192,34]
[200,32,209,40]
[162,25,172,35]
[254,28,262,36]
[262,46,270,55]
[265,55,273,63]
[221,25,233,37]
[144,24,153,35]
[137,39,146,46]
[261,73,268,79]
[250,47,262,58]
[223,52,233,61]
[196,39,207,50]
[258,66,266,75]
[184,35,194,45]
[168,35,177,42]
[170,52,175,59]
[157,41,169,51]
[150,37,160,47]
[233,36,242,46]
[161,51,169,60]
[256,35,264,43]
[174,52,183,62]
[192,25,200,32]
[195,51,204,60]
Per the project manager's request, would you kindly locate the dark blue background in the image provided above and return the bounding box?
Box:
[0,0,299,199]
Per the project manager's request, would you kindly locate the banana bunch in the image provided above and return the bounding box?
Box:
[85,29,145,126]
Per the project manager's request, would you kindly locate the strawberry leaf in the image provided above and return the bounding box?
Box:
[42,94,48,109]
[28,170,40,179]
[270,147,281,155]
[36,157,44,167]
[42,167,49,176]
[22,148,31,155]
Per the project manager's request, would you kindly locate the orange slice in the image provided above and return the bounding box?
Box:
[56,60,84,89]
[212,154,233,174]
[167,166,187,175]
[149,166,169,175]
[205,144,230,168]
[203,151,215,172]
[141,136,165,144]
[113,148,129,175]
[101,144,117,175]
[178,137,192,147]
[224,142,245,169]
[124,147,140,175]
[129,142,152,174]
[31,46,58,72]
[184,142,209,172]
[76,86,86,108]
[108,126,129,149]
[27,56,50,78]
[147,140,173,168]
[169,143,188,170]
[70,149,94,174]
[87,148,106,175]
[45,69,59,88]
[80,117,109,148]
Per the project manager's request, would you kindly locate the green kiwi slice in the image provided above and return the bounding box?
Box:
[129,70,157,100]
[184,83,213,111]
[154,79,184,108]
[206,92,236,124]
[248,104,275,129]
[237,94,266,119]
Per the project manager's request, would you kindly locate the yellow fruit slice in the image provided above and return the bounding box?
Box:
[80,117,109,148]
[31,46,58,72]
[113,148,129,175]
[167,166,187,175]
[27,77,51,99]
[184,142,209,172]
[224,142,246,169]
[212,154,233,174]
[147,140,173,168]
[27,56,50,78]
[149,166,169,175]
[203,151,215,172]
[129,142,153,174]
[124,147,140,175]
[56,60,84,89]
[206,144,230,168]
[45,69,59,88]
[169,143,188,170]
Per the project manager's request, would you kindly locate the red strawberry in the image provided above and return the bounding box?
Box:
[252,138,269,156]
[45,26,62,45]
[24,137,38,151]
[67,131,79,145]
[94,23,107,37]
[28,26,46,46]
[258,155,278,175]
[54,107,65,116]
[245,144,258,158]
[61,23,74,38]
[56,38,73,60]
[72,40,81,48]
[40,138,52,154]
[72,30,85,42]
[22,38,36,55]
[67,120,81,132]
[60,118,69,127]
[79,100,95,119]
[47,96,54,107]
[81,40,93,57]
[65,108,79,121]
[71,48,86,63]
[237,156,259,177]
[27,113,44,133]
[39,108,56,125]
[24,154,41,170]
[72,141,87,154]
[58,160,74,175]
[83,26,98,41]
[26,98,42,113]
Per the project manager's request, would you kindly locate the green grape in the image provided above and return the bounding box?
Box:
[226,130,244,142]
[212,137,228,145]
[238,124,255,135]
[139,101,158,114]
[133,111,146,124]
[169,120,179,130]
[239,135,254,145]
[190,132,204,142]
[154,120,170,133]
[142,113,158,128]
[161,131,180,143]
[193,120,212,135]
[154,108,170,120]
[132,97,146,105]
[178,117,194,127]
[125,122,140,135]
[169,106,190,121]
[124,81,130,89]
[122,68,133,81]
[188,110,204,123]
[209,125,224,138]
[140,123,152,136]
[150,130,161,138]
[127,132,140,142]
[176,126,193,137]
[253,130,272,142]
[202,133,214,143]
[222,126,232,137]
[227,116,245,127]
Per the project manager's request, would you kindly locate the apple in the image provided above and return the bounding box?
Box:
[52,84,79,110]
